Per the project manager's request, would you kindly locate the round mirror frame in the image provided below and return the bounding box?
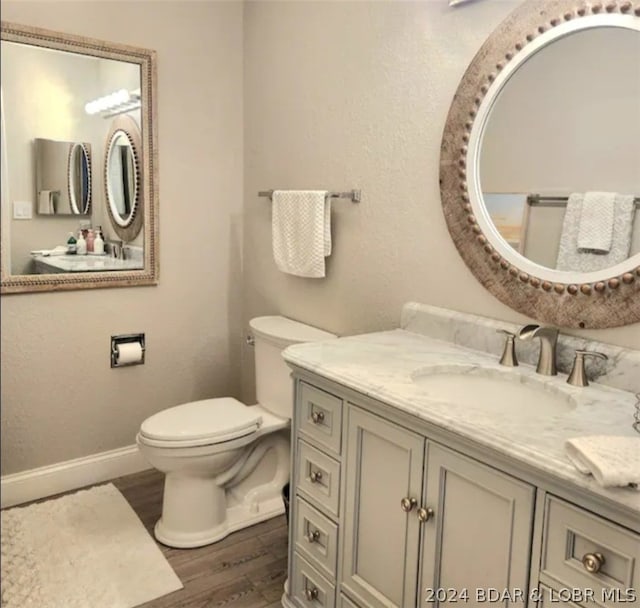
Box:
[104,115,143,242]
[440,0,640,329]
[67,142,91,215]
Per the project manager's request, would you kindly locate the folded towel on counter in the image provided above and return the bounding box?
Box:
[30,245,68,257]
[565,436,640,490]
[272,190,331,278]
[556,193,636,272]
[577,191,615,253]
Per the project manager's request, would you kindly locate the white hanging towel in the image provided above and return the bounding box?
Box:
[565,436,640,490]
[577,191,615,253]
[272,190,331,278]
[556,193,635,272]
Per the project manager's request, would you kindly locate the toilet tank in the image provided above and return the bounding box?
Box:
[249,316,336,419]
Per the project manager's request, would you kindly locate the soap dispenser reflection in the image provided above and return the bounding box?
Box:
[76,231,87,255]
[94,229,105,255]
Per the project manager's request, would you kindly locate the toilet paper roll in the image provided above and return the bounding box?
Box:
[116,342,143,365]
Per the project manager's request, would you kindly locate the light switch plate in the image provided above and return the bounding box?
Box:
[13,201,33,219]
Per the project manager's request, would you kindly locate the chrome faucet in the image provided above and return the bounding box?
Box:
[518,324,559,376]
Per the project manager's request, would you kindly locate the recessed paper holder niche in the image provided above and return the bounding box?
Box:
[111,333,145,368]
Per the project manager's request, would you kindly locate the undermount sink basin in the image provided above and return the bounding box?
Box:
[411,365,576,416]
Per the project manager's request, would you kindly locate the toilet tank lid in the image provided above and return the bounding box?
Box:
[250,316,336,347]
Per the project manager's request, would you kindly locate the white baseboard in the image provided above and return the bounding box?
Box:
[1,445,151,508]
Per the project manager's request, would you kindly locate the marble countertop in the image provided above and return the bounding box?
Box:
[283,329,640,514]
[33,254,143,273]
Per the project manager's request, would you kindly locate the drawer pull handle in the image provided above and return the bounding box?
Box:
[305,587,319,601]
[417,507,434,522]
[311,410,325,424]
[306,529,320,543]
[310,470,323,483]
[400,497,417,512]
[582,552,605,574]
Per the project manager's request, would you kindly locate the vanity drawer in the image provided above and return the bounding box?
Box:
[298,382,343,456]
[292,552,336,608]
[296,440,341,518]
[295,497,339,580]
[540,496,640,607]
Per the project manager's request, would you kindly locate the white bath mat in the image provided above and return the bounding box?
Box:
[1,483,183,608]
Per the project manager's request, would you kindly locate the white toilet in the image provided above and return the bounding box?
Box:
[136,316,336,548]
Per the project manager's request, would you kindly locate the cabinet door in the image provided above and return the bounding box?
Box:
[419,443,535,608]
[340,405,425,608]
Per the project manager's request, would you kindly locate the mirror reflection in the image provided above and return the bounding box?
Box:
[107,131,137,226]
[35,138,91,216]
[1,37,144,276]
[69,142,91,215]
[479,27,640,273]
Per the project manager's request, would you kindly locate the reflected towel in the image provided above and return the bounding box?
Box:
[565,436,640,490]
[556,193,635,272]
[577,191,615,253]
[38,190,54,215]
[272,190,331,278]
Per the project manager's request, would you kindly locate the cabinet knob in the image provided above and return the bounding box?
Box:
[400,497,417,512]
[306,529,320,543]
[311,410,325,424]
[309,470,323,483]
[417,507,434,522]
[305,587,319,601]
[582,552,605,574]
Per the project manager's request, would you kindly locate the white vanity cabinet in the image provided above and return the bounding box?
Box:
[285,373,640,608]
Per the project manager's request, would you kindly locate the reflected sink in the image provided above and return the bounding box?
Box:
[411,365,576,416]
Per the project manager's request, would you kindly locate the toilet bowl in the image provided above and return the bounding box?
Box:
[137,316,336,548]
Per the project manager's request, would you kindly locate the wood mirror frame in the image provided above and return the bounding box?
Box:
[440,0,640,329]
[0,21,158,294]
[104,116,143,243]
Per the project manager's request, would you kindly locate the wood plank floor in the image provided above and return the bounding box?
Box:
[9,469,289,608]
[113,469,289,608]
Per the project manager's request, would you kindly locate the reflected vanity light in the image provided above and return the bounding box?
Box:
[84,88,141,118]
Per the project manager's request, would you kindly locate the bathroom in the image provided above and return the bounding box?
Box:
[1,0,638,607]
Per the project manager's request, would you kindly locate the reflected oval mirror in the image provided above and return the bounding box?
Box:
[68,142,91,215]
[106,131,138,226]
[104,115,143,242]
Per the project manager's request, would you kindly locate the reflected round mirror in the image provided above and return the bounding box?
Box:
[440,2,640,329]
[68,142,91,215]
[106,131,138,226]
[104,115,143,242]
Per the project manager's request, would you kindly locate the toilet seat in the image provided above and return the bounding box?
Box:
[139,397,262,448]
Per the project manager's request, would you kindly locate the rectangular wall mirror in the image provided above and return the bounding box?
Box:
[0,21,158,294]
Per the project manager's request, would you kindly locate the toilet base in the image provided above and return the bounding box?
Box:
[154,494,285,548]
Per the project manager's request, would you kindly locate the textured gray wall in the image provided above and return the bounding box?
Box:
[241,0,639,402]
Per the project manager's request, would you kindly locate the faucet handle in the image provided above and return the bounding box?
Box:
[496,330,518,367]
[567,350,608,387]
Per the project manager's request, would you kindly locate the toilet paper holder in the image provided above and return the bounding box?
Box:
[111,333,145,368]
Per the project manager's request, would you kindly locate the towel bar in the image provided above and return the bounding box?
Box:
[527,194,639,208]
[258,189,361,203]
